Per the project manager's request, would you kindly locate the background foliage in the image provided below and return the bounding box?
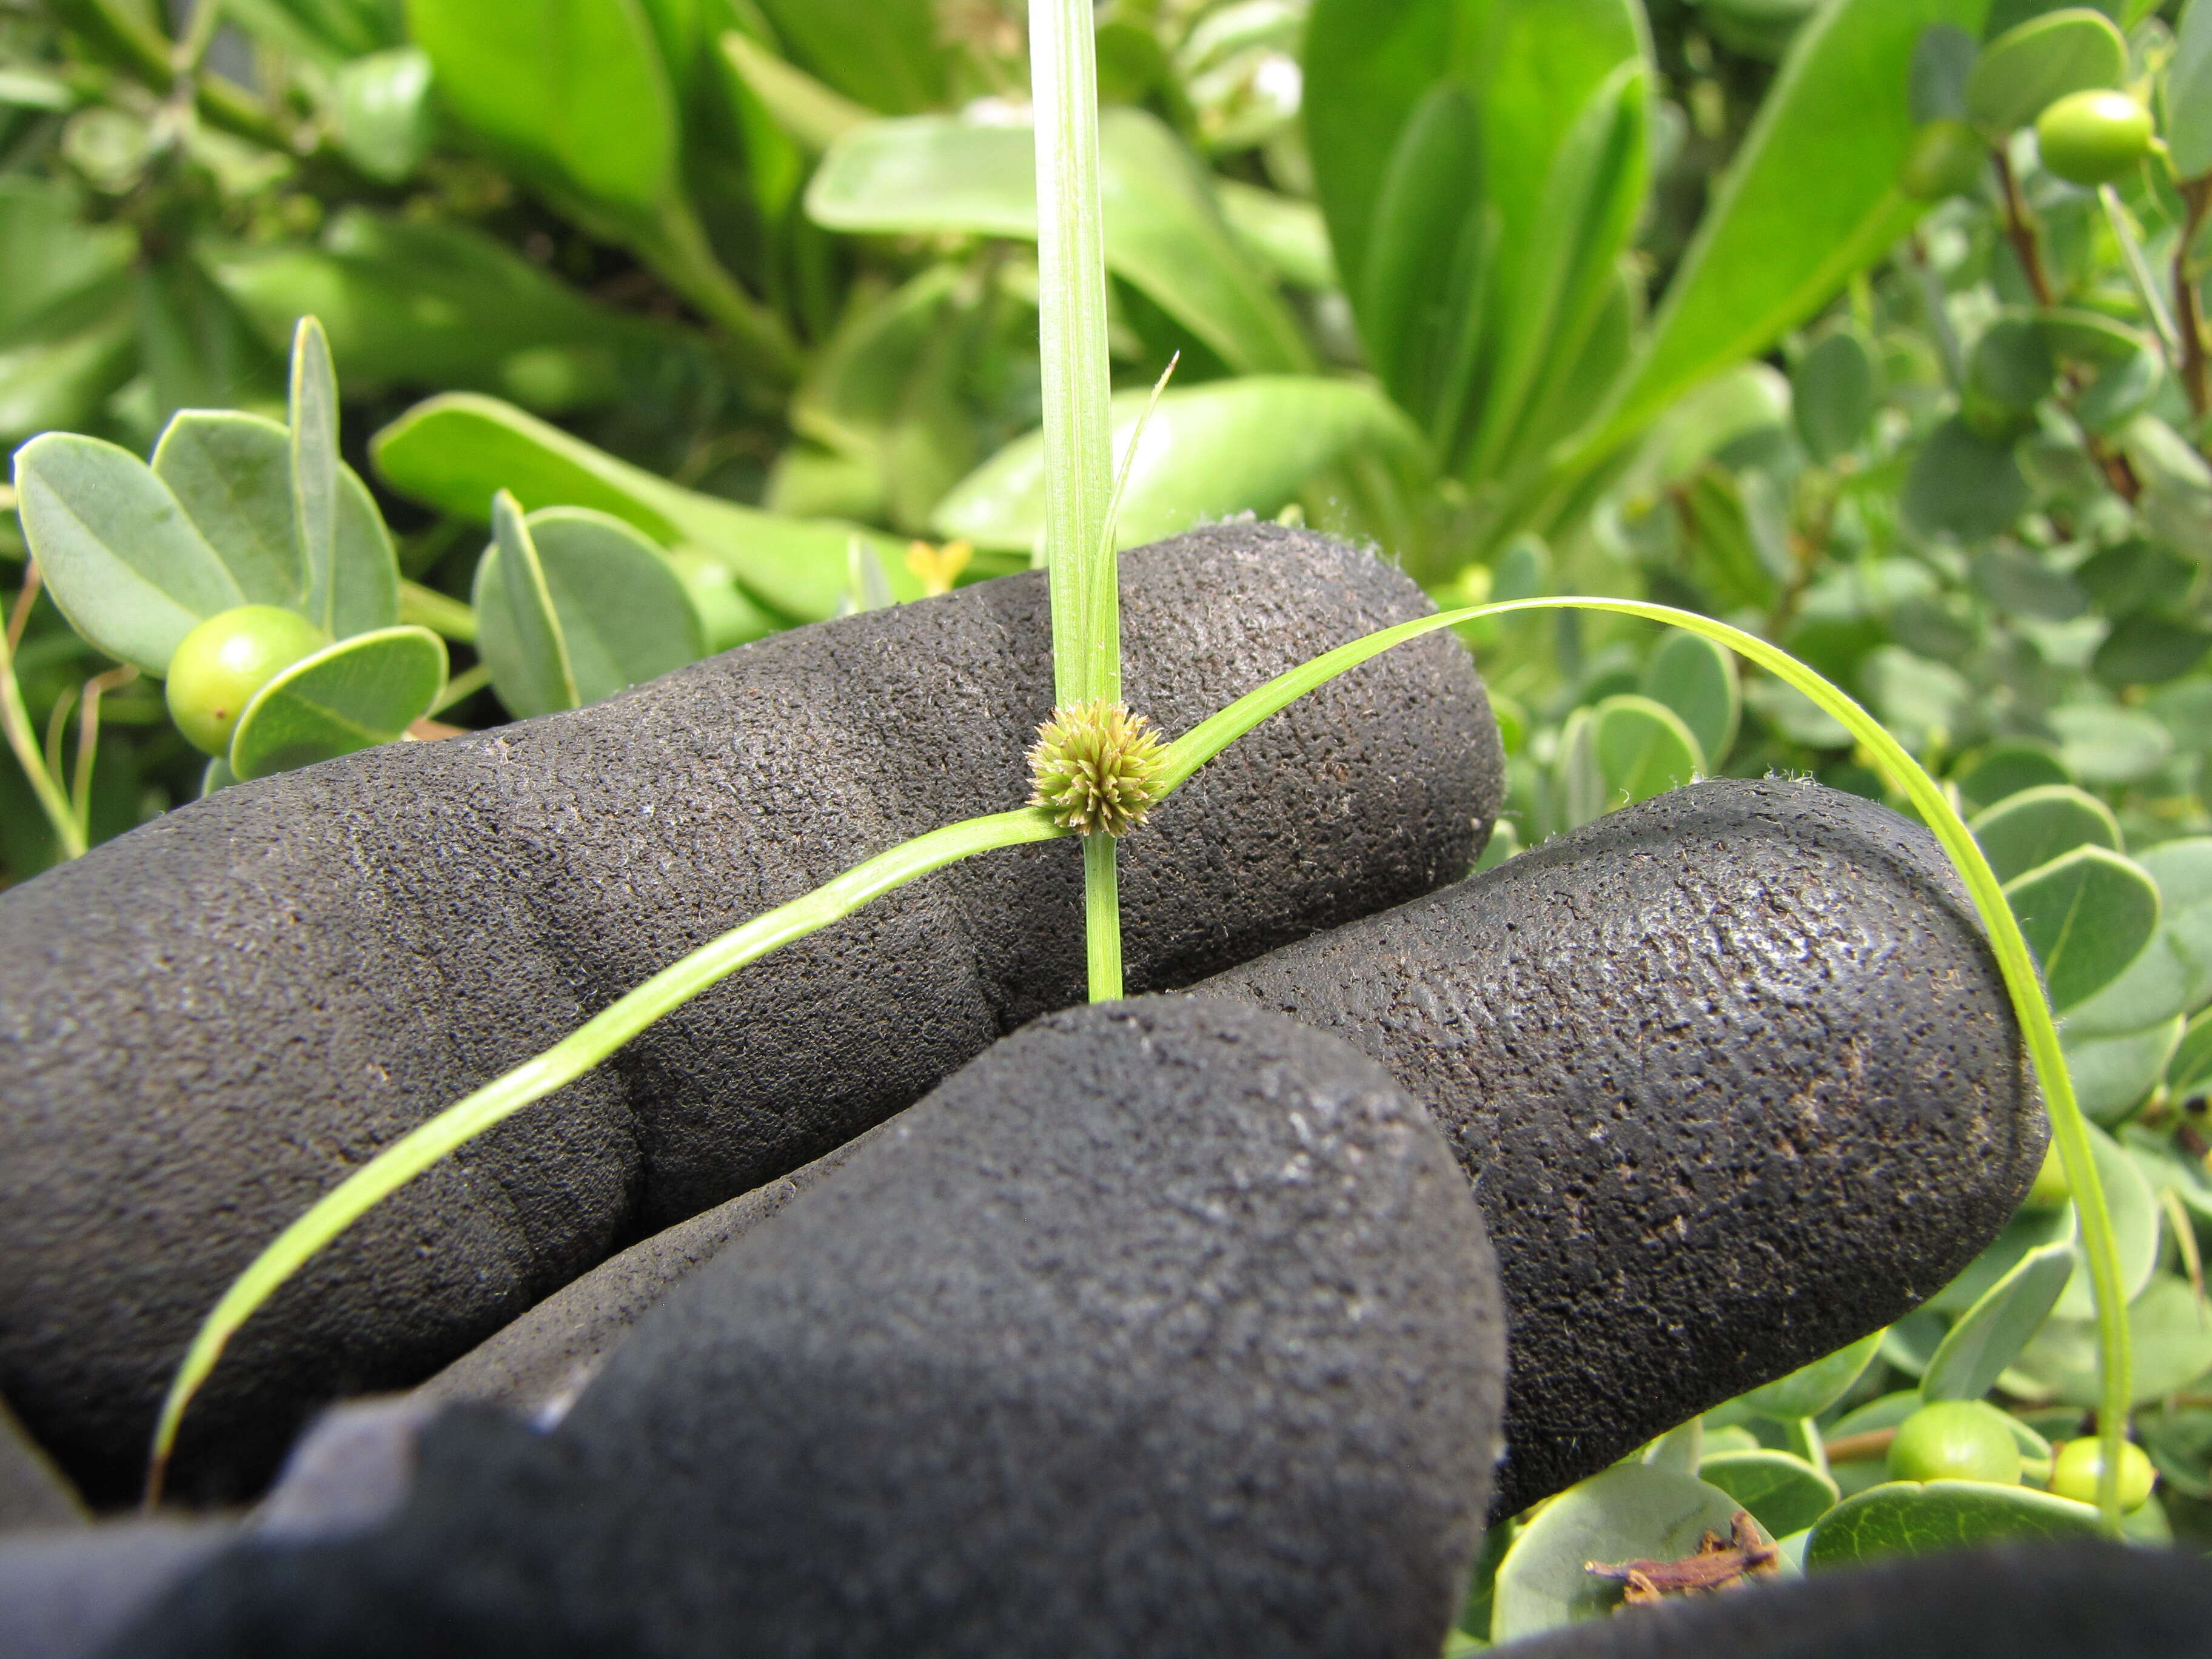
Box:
[3,0,2210,1617]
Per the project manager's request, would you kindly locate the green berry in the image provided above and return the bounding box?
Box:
[1888,1401,2023,1486]
[164,606,328,757]
[1899,119,1988,201]
[2025,1143,2071,1210]
[2034,90,2153,187]
[2049,1436,2157,1510]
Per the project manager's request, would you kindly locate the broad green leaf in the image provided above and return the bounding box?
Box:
[1587,0,1983,457]
[1641,1418,1705,1476]
[2122,1121,2212,1228]
[2171,0,2212,179]
[474,494,579,718]
[1969,783,2119,884]
[404,0,678,215]
[1792,330,1877,463]
[1215,181,1335,290]
[332,45,435,183]
[1805,1481,2101,1568]
[0,287,137,448]
[331,464,403,639]
[1826,1389,1929,1442]
[716,28,870,156]
[1902,417,2030,540]
[477,506,704,719]
[2167,1007,2212,1099]
[2003,844,2159,1011]
[0,178,135,340]
[1968,312,2057,412]
[1591,693,1704,807]
[2011,1275,2212,1406]
[208,211,664,413]
[2049,703,2174,786]
[1929,1205,2074,1315]
[1738,1329,1885,1421]
[1304,0,1645,357]
[150,412,307,608]
[931,377,1426,554]
[665,548,777,654]
[1922,1239,2074,1402]
[1615,363,1791,498]
[1491,1464,1760,1642]
[1463,61,1649,483]
[13,432,243,674]
[228,625,446,781]
[290,318,341,638]
[2138,1406,2212,1502]
[805,110,1312,377]
[748,0,943,114]
[1965,8,2128,132]
[1955,743,2071,809]
[2063,933,2199,1041]
[2137,839,2212,1008]
[371,393,913,622]
[2051,1120,2160,1318]
[1641,631,1740,771]
[1697,1450,1839,1538]
[2062,1016,2184,1123]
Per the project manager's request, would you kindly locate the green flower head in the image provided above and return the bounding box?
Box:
[1027,700,1168,837]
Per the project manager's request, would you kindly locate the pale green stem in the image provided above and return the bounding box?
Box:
[145,806,1065,1502]
[1156,595,2131,1533]
[1029,0,1120,1003]
[0,589,87,860]
[400,580,479,646]
[1084,833,1122,999]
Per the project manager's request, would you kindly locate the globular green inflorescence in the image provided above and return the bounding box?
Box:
[1027,700,1168,837]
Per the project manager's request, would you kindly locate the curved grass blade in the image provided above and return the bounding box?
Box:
[145,806,1065,1503]
[1155,594,2130,1533]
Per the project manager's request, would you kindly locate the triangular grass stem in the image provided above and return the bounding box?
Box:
[149,599,2125,1536]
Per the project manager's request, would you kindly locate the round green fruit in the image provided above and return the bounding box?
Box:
[164,605,328,757]
[1888,1401,2023,1486]
[2050,1436,2156,1510]
[2034,90,2153,187]
[1899,119,1988,201]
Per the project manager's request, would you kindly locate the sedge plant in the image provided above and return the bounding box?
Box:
[144,1,2136,1535]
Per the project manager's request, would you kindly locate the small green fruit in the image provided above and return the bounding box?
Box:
[1899,119,1988,201]
[2049,1436,2156,1510]
[1888,1401,2023,1486]
[2034,90,2153,187]
[2025,1142,2071,1209]
[164,605,328,757]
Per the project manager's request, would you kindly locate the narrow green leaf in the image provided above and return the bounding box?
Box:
[474,491,581,718]
[716,27,871,153]
[931,377,1426,554]
[1805,1481,2102,1568]
[13,432,243,674]
[371,393,914,622]
[1969,783,2120,884]
[1965,7,2128,133]
[145,805,1066,1496]
[289,317,341,637]
[227,625,447,782]
[1922,1239,2075,1402]
[748,0,943,114]
[1214,181,1335,290]
[2004,845,2160,1011]
[520,508,703,706]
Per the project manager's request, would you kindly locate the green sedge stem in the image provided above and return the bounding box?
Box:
[1029,0,1116,709]
[1158,594,2130,1534]
[1029,0,1119,1000]
[1084,834,1122,1000]
[145,806,1065,1504]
